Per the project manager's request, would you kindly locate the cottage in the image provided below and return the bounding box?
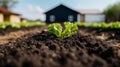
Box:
[45,4,105,23]
[0,7,20,23]
[20,18,27,23]
[78,10,105,22]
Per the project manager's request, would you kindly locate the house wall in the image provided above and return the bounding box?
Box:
[46,6,78,23]
[10,15,20,23]
[4,15,10,22]
[21,19,27,23]
[80,15,85,22]
[84,14,105,22]
[77,14,80,22]
[0,13,4,22]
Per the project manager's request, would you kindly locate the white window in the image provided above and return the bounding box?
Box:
[50,15,55,22]
[68,15,74,22]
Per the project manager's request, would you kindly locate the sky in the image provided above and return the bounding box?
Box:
[12,0,120,21]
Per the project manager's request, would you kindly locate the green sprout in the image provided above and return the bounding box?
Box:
[48,22,78,39]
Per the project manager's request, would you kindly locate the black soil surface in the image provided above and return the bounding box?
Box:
[0,27,120,67]
[0,26,46,44]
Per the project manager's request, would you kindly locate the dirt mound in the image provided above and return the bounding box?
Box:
[0,31,119,67]
[0,26,46,45]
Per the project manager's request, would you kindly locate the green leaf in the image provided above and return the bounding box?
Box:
[48,22,78,39]
[48,23,62,38]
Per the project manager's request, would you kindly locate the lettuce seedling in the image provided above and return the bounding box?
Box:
[61,22,78,38]
[48,23,62,38]
[48,22,78,39]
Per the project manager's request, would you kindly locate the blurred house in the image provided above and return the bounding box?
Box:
[45,4,105,23]
[0,7,21,23]
[78,9,105,22]
[20,18,27,23]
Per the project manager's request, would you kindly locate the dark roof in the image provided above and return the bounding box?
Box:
[45,4,80,14]
[45,4,103,15]
[0,7,20,15]
[77,9,103,14]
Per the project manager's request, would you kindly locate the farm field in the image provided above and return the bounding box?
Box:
[0,22,120,67]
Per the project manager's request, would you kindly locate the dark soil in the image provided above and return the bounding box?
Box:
[0,27,120,67]
[0,26,46,44]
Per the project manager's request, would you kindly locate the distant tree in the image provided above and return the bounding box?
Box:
[0,0,18,9]
[104,2,120,22]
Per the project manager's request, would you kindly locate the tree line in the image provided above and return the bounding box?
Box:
[0,0,18,9]
[104,2,120,22]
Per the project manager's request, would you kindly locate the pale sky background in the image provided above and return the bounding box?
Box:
[12,0,120,21]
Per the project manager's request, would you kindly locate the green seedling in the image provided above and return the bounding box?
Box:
[48,22,78,39]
